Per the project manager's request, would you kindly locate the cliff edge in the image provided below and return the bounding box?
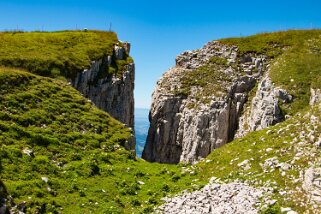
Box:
[0,30,135,149]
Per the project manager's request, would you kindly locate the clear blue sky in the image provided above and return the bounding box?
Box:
[1,0,321,108]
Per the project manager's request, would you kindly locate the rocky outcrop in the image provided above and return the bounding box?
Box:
[310,88,321,106]
[303,167,321,205]
[71,43,135,150]
[143,41,270,163]
[236,73,292,137]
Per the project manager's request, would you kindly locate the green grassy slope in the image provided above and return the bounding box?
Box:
[0,30,132,79]
[0,68,198,213]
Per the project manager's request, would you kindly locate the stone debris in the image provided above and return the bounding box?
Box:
[310,88,321,106]
[41,177,49,183]
[303,167,321,206]
[266,148,273,153]
[281,207,292,212]
[22,147,33,156]
[261,157,279,172]
[137,181,145,185]
[155,181,267,214]
[238,159,251,171]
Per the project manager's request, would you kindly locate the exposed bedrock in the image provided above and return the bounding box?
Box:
[143,41,290,163]
[71,43,135,150]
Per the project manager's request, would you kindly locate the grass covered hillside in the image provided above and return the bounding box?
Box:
[0,67,130,212]
[0,30,132,78]
[0,68,197,213]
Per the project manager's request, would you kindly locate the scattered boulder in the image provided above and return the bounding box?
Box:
[41,177,49,183]
[22,147,34,157]
[302,167,321,204]
[238,160,251,171]
[274,88,293,103]
[310,88,321,105]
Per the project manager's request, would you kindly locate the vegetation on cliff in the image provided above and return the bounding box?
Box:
[221,30,321,115]
[0,30,132,79]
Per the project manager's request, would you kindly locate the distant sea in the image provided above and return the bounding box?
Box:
[135,108,150,157]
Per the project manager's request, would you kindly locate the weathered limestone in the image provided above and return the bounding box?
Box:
[71,43,135,150]
[236,70,293,137]
[310,88,321,106]
[303,167,321,205]
[156,180,266,214]
[237,75,282,137]
[143,41,271,163]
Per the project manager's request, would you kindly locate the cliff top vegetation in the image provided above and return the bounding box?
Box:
[0,30,132,79]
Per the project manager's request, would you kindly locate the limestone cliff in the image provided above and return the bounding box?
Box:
[142,41,278,163]
[236,72,292,137]
[71,43,135,150]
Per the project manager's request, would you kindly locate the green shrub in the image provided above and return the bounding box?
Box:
[30,134,59,147]
[161,184,170,192]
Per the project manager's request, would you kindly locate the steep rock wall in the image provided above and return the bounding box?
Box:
[71,44,135,150]
[142,41,271,163]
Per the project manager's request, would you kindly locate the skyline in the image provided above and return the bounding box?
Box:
[1,0,321,108]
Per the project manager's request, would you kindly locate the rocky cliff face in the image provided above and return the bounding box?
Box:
[71,43,135,150]
[142,41,283,163]
[236,72,292,137]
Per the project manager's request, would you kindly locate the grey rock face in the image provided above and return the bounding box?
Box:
[236,73,287,137]
[143,41,269,163]
[303,167,321,204]
[114,45,125,60]
[71,44,135,150]
[310,88,321,106]
[156,180,265,214]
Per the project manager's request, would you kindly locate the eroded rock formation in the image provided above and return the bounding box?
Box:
[236,73,292,137]
[142,41,282,163]
[310,88,321,106]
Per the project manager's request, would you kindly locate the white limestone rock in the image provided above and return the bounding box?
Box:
[71,43,135,150]
[143,41,267,163]
[155,181,267,214]
[310,88,321,106]
[302,167,321,205]
[237,73,286,137]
